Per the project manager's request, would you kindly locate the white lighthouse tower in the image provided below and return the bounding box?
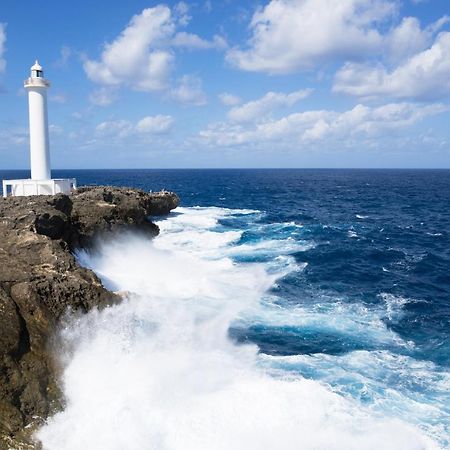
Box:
[27,60,52,181]
[2,61,76,197]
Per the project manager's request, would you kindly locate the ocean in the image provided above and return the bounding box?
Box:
[2,169,449,449]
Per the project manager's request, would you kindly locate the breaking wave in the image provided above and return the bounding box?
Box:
[37,207,442,449]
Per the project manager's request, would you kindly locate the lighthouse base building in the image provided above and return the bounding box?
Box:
[2,61,76,198]
[2,178,77,197]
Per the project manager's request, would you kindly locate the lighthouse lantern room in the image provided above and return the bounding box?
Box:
[2,61,76,197]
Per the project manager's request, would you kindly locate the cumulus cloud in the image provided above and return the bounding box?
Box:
[219,93,242,106]
[172,32,227,50]
[228,89,312,122]
[386,16,449,63]
[0,23,6,74]
[170,74,207,106]
[333,32,450,100]
[226,0,396,74]
[173,1,191,26]
[84,6,175,92]
[84,5,225,100]
[96,115,174,138]
[199,103,447,146]
[135,115,174,134]
[96,120,133,138]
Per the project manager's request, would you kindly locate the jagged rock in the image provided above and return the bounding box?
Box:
[0,186,179,448]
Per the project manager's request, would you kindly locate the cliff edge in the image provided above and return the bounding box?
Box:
[0,186,179,448]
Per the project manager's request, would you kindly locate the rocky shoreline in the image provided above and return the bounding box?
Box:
[0,186,179,449]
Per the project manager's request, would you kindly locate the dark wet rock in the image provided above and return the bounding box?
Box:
[68,186,174,248]
[34,212,68,240]
[0,186,179,448]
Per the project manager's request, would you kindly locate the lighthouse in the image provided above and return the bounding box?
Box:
[26,60,52,181]
[2,61,76,197]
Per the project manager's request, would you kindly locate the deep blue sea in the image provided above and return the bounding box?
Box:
[3,169,449,449]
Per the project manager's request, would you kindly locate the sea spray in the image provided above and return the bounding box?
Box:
[37,207,439,450]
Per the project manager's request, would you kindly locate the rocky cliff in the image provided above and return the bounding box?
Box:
[0,186,179,449]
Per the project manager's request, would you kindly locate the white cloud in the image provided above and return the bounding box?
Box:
[226,0,396,74]
[96,115,174,138]
[170,74,207,106]
[83,6,175,92]
[386,17,430,62]
[84,5,225,101]
[199,103,447,146]
[174,1,191,26]
[136,115,174,134]
[333,32,450,100]
[0,23,6,74]
[228,89,312,123]
[96,120,133,138]
[172,32,227,50]
[386,16,449,63]
[219,93,242,106]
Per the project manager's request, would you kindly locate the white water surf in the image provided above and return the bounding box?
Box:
[37,207,440,450]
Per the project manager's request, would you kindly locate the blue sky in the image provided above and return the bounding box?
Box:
[0,0,449,168]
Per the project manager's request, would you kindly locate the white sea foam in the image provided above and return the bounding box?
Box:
[227,238,314,258]
[236,296,410,350]
[37,207,440,450]
[379,293,409,322]
[261,350,450,443]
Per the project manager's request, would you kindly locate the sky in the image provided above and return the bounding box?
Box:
[0,0,450,169]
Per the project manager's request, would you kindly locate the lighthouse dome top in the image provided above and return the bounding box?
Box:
[31,60,43,71]
[24,59,50,88]
[30,60,44,79]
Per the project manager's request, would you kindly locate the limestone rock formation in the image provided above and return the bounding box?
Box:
[0,186,179,448]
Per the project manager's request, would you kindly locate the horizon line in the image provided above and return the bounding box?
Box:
[2,167,450,171]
